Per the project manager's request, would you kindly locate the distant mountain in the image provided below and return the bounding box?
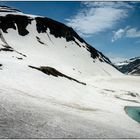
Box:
[116,56,140,75]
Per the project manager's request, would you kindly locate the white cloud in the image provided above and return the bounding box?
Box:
[66,2,132,37]
[106,52,127,63]
[83,2,133,9]
[110,57,127,64]
[111,29,125,42]
[135,40,140,44]
[126,28,140,38]
[112,27,140,42]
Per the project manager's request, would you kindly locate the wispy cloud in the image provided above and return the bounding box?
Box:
[135,40,140,44]
[66,2,132,37]
[106,52,127,63]
[111,26,129,42]
[110,57,127,63]
[126,28,140,38]
[112,27,140,42]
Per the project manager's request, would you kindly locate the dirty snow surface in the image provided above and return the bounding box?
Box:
[0,7,140,138]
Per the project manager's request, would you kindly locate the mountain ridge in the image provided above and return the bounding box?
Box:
[0,6,112,64]
[116,56,140,75]
[0,5,121,79]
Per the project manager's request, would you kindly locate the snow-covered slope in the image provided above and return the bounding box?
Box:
[0,6,140,138]
[0,6,121,80]
[116,56,140,75]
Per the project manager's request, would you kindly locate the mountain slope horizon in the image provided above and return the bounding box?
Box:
[0,5,121,79]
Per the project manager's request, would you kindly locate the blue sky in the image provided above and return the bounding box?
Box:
[1,1,140,62]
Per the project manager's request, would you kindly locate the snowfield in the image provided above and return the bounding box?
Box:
[0,6,140,138]
[0,68,140,138]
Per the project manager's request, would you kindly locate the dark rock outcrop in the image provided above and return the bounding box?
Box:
[29,65,86,85]
[0,14,33,36]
